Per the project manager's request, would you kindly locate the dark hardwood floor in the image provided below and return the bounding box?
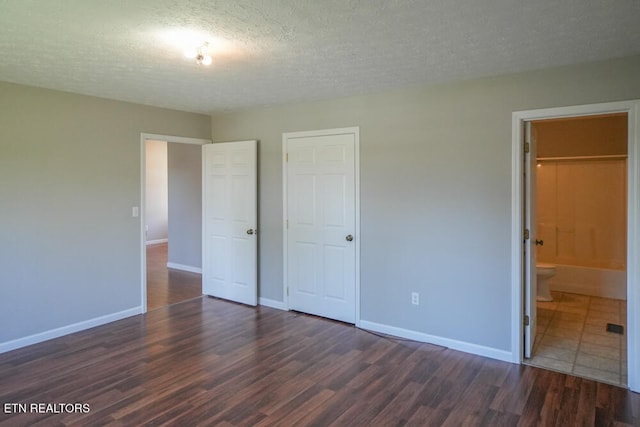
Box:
[146,242,202,310]
[0,297,638,426]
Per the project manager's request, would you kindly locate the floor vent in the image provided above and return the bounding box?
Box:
[606,323,624,335]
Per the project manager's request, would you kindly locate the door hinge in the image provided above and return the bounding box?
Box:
[524,229,530,240]
[524,315,530,326]
[524,142,530,154]
[287,287,289,296]
[285,153,288,162]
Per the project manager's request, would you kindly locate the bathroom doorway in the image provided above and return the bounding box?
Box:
[526,113,628,386]
[512,99,640,393]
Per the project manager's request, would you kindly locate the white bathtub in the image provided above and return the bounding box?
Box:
[548,264,626,300]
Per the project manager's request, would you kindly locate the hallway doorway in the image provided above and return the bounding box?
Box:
[140,133,211,312]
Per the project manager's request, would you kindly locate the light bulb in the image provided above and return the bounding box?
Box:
[186,41,212,65]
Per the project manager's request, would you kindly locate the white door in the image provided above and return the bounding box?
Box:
[524,121,537,358]
[285,129,358,324]
[202,141,257,306]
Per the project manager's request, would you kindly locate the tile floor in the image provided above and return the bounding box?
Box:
[526,291,627,387]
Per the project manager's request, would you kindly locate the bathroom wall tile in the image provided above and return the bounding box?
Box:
[575,353,619,373]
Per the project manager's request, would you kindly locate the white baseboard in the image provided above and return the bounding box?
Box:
[359,320,514,363]
[146,238,168,245]
[0,307,142,354]
[259,297,287,310]
[166,262,202,274]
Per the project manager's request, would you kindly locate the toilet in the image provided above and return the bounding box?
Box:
[536,263,556,301]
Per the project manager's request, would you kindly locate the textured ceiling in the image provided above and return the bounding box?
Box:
[1,0,639,114]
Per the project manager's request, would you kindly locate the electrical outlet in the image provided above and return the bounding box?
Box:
[411,292,419,305]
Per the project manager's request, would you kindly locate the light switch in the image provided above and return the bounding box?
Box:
[132,207,139,217]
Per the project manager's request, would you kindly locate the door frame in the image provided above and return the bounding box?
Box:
[282,127,361,326]
[139,133,211,313]
[523,121,538,358]
[510,100,640,392]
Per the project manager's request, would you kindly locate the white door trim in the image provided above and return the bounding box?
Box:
[282,127,361,326]
[510,100,640,392]
[140,133,211,313]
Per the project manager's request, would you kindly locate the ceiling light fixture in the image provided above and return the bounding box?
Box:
[185,42,212,66]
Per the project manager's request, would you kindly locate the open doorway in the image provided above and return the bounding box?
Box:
[140,133,210,312]
[526,114,628,386]
[511,100,640,393]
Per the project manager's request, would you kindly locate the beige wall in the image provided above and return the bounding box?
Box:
[145,140,168,242]
[0,82,210,346]
[535,115,627,270]
[2,54,639,356]
[211,55,640,353]
[167,142,202,269]
[535,113,627,158]
[537,159,626,269]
